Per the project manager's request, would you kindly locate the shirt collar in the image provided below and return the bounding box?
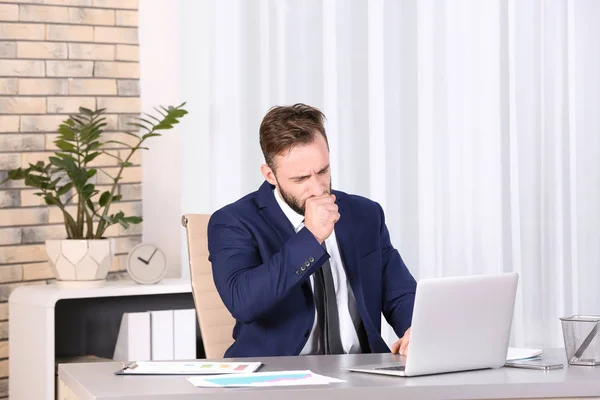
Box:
[273,188,305,232]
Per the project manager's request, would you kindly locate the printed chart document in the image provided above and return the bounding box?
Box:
[115,361,263,375]
[506,347,543,361]
[187,370,345,388]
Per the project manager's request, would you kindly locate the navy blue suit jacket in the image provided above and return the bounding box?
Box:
[207,181,417,357]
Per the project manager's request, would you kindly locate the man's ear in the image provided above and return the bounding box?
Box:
[261,164,277,186]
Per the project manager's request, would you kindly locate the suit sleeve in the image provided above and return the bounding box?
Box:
[208,209,328,324]
[377,203,417,337]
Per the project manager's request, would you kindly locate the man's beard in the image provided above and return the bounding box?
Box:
[276,177,332,216]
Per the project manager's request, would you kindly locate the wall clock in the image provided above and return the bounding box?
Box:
[127,243,167,284]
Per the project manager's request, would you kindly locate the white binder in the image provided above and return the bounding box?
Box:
[150,310,174,360]
[113,312,151,361]
[174,309,196,359]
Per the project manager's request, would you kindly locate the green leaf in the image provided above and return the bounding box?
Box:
[7,168,26,180]
[72,168,91,189]
[27,166,43,175]
[154,123,174,130]
[44,195,60,206]
[83,152,101,164]
[56,182,73,196]
[25,174,43,188]
[87,169,97,178]
[112,194,122,202]
[119,161,133,168]
[122,216,143,224]
[49,177,61,190]
[79,107,94,115]
[56,152,78,163]
[49,156,67,169]
[99,191,111,207]
[81,125,103,143]
[70,116,86,126]
[88,142,103,152]
[55,140,77,152]
[58,125,76,140]
[88,118,107,129]
[81,184,95,200]
[142,133,161,140]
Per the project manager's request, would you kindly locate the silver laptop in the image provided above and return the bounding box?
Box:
[348,272,518,377]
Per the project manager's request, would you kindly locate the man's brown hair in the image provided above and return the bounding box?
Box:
[259,103,328,170]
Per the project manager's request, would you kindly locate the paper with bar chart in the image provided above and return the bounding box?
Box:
[116,361,263,375]
[187,370,345,387]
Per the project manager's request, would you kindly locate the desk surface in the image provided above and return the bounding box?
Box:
[59,349,600,400]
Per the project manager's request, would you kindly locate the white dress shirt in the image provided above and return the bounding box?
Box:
[273,189,361,354]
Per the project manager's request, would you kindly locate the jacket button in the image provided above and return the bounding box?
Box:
[300,265,306,271]
[308,257,315,262]
[304,261,310,267]
[304,330,310,337]
[296,270,302,275]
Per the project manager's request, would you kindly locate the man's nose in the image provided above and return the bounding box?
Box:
[307,178,327,197]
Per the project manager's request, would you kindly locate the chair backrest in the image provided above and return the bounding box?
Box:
[181,214,236,359]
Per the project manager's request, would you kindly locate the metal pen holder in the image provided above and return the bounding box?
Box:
[560,315,600,366]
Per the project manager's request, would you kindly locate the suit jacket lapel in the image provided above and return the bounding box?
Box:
[256,180,296,244]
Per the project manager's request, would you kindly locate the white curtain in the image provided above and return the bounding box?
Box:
[178,0,600,348]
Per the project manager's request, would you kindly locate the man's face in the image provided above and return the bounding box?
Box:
[262,133,331,215]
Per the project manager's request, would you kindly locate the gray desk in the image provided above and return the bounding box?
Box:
[58,349,600,400]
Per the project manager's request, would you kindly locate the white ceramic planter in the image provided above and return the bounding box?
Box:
[45,239,114,288]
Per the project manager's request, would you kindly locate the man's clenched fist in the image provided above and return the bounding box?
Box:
[304,194,339,244]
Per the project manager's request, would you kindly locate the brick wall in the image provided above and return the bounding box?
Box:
[0,0,141,396]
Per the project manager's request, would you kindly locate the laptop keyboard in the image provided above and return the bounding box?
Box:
[375,365,406,371]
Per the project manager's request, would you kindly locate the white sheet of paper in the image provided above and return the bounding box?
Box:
[506,347,543,361]
[119,361,262,375]
[187,370,345,387]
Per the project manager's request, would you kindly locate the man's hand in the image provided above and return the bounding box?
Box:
[304,194,339,244]
[391,328,411,356]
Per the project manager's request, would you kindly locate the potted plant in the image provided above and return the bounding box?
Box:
[0,103,188,288]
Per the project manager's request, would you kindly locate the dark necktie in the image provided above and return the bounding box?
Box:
[313,242,345,355]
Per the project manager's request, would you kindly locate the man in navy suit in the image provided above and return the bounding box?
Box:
[208,104,417,358]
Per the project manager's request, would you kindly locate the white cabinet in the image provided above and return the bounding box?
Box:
[9,279,193,400]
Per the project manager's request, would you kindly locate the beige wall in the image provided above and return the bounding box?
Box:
[0,0,141,396]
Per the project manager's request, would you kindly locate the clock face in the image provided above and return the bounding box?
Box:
[127,243,167,284]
